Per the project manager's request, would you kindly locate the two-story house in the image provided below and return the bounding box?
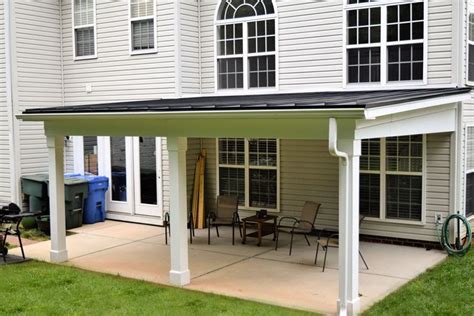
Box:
[1,0,474,314]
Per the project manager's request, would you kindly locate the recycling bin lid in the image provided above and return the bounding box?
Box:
[82,175,109,183]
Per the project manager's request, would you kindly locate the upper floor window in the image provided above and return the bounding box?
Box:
[346,0,426,85]
[73,0,96,59]
[216,0,277,90]
[468,3,474,83]
[130,0,156,54]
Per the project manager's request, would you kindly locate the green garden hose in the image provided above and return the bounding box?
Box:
[439,214,472,257]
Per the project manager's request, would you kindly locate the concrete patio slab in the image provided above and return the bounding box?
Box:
[10,220,447,315]
[9,233,129,261]
[68,241,247,284]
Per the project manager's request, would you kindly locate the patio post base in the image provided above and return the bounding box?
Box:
[50,249,68,263]
[337,297,360,316]
[169,269,190,286]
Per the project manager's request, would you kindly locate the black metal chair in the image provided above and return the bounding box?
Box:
[275,201,321,255]
[314,216,369,272]
[163,211,195,245]
[207,195,241,245]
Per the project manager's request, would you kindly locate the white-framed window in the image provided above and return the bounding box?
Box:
[467,2,474,84]
[465,127,474,218]
[345,0,426,85]
[360,135,425,222]
[129,0,157,54]
[217,138,279,211]
[72,0,96,59]
[215,0,277,90]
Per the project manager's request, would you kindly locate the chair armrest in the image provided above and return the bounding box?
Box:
[296,219,315,230]
[278,216,298,227]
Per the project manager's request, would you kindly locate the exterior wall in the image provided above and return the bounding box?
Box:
[13,0,63,179]
[61,0,177,105]
[0,0,10,204]
[199,134,452,242]
[199,0,455,94]
[181,1,200,95]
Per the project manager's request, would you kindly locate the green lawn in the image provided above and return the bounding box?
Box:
[0,261,314,316]
[364,250,474,315]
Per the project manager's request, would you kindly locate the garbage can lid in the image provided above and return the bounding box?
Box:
[21,174,49,183]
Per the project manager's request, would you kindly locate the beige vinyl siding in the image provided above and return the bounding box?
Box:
[0,0,10,204]
[199,0,215,94]
[14,0,62,176]
[277,1,343,91]
[427,1,454,85]
[200,134,451,242]
[61,0,177,105]
[181,1,200,95]
[198,0,454,93]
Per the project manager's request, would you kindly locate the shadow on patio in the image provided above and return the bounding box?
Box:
[9,221,446,315]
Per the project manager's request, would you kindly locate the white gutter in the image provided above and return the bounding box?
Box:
[4,0,19,204]
[17,108,365,121]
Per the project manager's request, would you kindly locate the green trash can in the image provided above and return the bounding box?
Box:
[63,178,89,230]
[21,174,50,229]
[21,174,89,230]
[21,174,50,213]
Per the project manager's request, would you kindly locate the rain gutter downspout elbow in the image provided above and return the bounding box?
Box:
[328,118,348,163]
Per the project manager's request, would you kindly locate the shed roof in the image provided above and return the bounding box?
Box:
[23,88,470,115]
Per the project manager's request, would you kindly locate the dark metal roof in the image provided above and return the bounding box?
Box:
[23,88,470,115]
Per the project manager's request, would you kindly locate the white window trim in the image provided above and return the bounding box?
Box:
[213,2,279,93]
[464,123,474,219]
[343,0,428,87]
[362,135,427,225]
[467,1,474,86]
[72,0,97,60]
[129,0,158,55]
[215,138,281,213]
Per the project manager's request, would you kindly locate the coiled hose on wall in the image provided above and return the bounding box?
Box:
[438,214,472,257]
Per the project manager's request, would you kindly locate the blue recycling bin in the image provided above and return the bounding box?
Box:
[65,174,109,224]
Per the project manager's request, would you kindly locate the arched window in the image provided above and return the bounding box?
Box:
[216,0,277,90]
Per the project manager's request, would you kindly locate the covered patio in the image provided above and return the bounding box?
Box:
[17,88,470,315]
[10,221,446,314]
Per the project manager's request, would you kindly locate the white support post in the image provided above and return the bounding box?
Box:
[167,136,190,286]
[337,139,361,316]
[47,135,68,263]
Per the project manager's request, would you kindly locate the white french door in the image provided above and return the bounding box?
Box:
[101,136,163,220]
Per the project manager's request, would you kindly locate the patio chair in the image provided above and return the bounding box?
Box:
[163,210,195,245]
[207,195,241,245]
[314,216,369,272]
[275,201,321,255]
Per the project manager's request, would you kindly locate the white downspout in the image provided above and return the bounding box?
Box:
[4,0,20,204]
[328,117,350,316]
